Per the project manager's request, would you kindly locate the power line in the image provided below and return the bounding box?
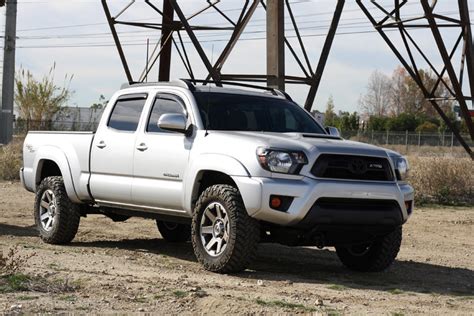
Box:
[9,27,431,49]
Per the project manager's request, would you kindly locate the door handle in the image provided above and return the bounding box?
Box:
[97,141,106,149]
[136,143,148,151]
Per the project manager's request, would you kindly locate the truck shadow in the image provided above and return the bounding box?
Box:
[0,223,37,237]
[71,238,474,297]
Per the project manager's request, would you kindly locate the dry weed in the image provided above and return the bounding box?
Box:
[408,156,474,205]
[0,138,23,181]
[0,246,35,277]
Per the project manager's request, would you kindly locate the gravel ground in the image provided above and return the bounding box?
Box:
[0,181,473,315]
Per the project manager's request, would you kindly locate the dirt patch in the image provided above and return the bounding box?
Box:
[1,181,473,314]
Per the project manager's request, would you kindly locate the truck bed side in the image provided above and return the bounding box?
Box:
[22,131,95,203]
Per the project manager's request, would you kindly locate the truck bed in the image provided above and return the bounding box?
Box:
[22,131,95,203]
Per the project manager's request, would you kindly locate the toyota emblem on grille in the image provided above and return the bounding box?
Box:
[349,158,367,174]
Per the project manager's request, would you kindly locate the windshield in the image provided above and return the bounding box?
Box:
[194,92,326,134]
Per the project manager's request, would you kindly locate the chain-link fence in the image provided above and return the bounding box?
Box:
[13,119,99,135]
[342,130,473,149]
[12,119,473,150]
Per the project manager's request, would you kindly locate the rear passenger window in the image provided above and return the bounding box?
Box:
[108,95,147,132]
[147,96,186,133]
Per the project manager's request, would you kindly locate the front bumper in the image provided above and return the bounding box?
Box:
[233,175,414,227]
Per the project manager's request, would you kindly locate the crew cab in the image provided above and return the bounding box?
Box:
[21,80,414,273]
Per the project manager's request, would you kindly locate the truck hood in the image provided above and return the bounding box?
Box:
[206,131,392,158]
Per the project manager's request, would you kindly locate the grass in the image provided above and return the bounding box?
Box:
[17,295,37,301]
[0,273,77,294]
[131,296,148,303]
[0,138,22,180]
[59,295,77,302]
[328,284,347,291]
[255,298,317,312]
[387,288,405,295]
[408,156,474,206]
[0,273,30,293]
[173,290,187,298]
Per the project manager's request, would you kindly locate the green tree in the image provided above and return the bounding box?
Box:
[15,64,73,122]
[324,95,338,126]
[385,113,420,131]
[338,111,359,131]
[367,115,389,131]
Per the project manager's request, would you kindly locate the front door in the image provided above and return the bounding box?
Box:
[132,93,192,211]
[90,93,148,204]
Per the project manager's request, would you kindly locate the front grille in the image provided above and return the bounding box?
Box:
[311,154,394,181]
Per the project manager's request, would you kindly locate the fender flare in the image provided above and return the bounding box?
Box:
[33,146,81,203]
[183,153,250,213]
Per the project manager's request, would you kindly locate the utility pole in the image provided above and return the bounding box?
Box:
[158,0,174,82]
[266,0,284,90]
[0,0,17,145]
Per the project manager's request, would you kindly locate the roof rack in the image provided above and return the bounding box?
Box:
[121,80,193,91]
[122,79,293,101]
[180,79,292,101]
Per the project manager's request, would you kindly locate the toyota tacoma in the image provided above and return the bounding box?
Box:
[20,80,414,273]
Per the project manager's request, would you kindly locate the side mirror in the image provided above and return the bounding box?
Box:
[325,126,341,137]
[158,113,187,133]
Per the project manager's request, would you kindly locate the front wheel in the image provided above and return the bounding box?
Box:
[34,176,80,244]
[335,227,402,272]
[191,184,260,273]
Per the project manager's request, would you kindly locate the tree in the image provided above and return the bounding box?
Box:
[416,122,438,133]
[90,95,107,110]
[15,64,73,122]
[359,70,392,117]
[324,95,338,126]
[385,113,420,131]
[338,111,359,131]
[367,115,389,131]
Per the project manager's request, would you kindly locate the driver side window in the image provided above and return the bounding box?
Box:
[147,95,186,133]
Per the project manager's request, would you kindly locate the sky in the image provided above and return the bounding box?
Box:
[1,0,472,114]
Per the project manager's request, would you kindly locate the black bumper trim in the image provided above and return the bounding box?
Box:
[296,198,403,229]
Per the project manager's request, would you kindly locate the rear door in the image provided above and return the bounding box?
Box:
[132,93,192,211]
[90,93,148,204]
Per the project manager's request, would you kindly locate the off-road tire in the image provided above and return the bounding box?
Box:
[34,176,80,244]
[191,184,260,273]
[336,227,402,272]
[156,221,191,242]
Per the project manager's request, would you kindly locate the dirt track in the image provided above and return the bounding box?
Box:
[0,181,473,315]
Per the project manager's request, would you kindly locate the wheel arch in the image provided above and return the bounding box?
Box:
[183,154,250,214]
[33,147,80,203]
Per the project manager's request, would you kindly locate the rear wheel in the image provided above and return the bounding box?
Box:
[335,227,402,272]
[191,184,260,273]
[156,221,190,242]
[34,176,80,244]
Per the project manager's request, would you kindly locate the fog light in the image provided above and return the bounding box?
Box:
[269,195,294,212]
[270,196,282,209]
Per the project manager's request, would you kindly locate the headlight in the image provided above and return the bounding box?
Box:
[395,156,409,181]
[257,147,308,174]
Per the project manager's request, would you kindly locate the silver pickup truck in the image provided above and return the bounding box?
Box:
[21,80,414,273]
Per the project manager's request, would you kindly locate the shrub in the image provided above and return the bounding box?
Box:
[0,246,35,277]
[408,156,474,205]
[0,138,22,181]
[415,122,438,133]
